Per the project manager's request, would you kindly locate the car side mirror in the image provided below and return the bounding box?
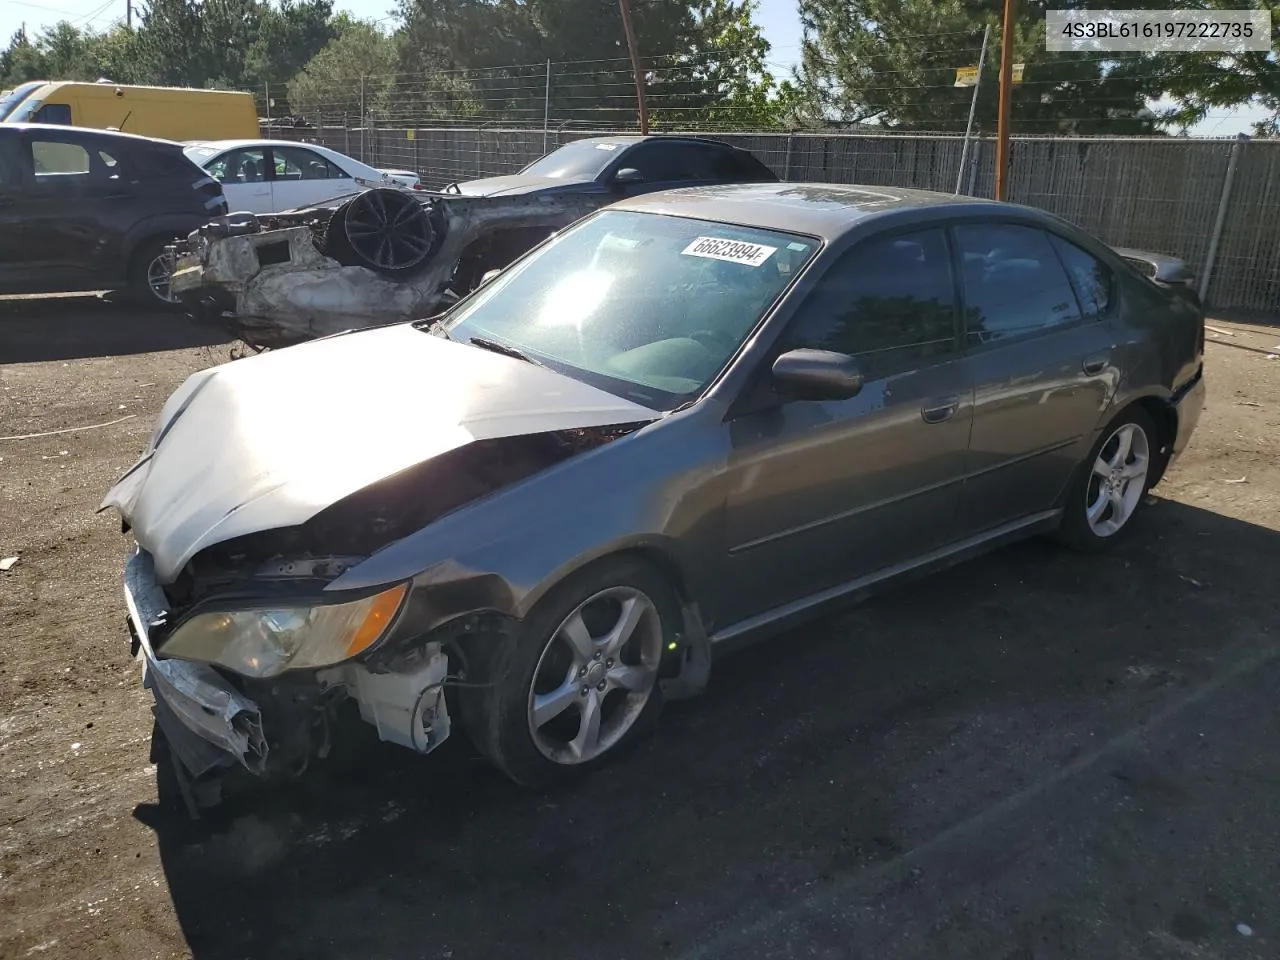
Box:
[611,167,644,188]
[771,349,864,401]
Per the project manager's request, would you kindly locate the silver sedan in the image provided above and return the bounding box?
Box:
[104,182,1205,806]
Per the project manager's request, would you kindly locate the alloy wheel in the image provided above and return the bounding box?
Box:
[342,189,435,272]
[1085,422,1150,537]
[147,251,178,304]
[526,586,663,765]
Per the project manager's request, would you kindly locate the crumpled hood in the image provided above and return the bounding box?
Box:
[451,174,593,197]
[102,324,658,584]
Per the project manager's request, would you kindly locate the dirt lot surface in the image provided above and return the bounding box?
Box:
[2,295,1279,960]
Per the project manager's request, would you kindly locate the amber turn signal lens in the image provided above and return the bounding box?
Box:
[346,583,409,657]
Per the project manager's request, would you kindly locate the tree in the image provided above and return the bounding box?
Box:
[287,17,399,121]
[1,30,49,86]
[795,0,1164,134]
[649,0,799,129]
[387,0,783,128]
[134,0,206,85]
[1144,1,1280,135]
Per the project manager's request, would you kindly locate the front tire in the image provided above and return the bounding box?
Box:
[1057,407,1157,552]
[460,558,678,789]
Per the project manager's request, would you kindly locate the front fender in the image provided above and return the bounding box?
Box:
[326,404,729,631]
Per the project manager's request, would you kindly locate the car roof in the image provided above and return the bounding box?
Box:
[571,134,750,151]
[609,182,1011,241]
[183,139,345,151]
[3,123,181,147]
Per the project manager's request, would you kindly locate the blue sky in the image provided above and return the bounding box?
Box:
[0,0,1263,134]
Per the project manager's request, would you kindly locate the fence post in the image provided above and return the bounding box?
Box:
[543,59,552,156]
[967,137,982,196]
[955,23,991,195]
[783,133,794,181]
[343,114,350,156]
[1199,132,1247,305]
[359,76,367,162]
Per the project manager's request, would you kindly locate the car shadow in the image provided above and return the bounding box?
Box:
[136,498,1280,960]
[0,294,231,364]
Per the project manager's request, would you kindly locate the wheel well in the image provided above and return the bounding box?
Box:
[126,233,175,273]
[613,546,691,604]
[1131,395,1178,487]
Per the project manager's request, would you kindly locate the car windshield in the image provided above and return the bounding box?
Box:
[7,96,43,123]
[436,210,819,410]
[0,82,43,121]
[520,140,629,180]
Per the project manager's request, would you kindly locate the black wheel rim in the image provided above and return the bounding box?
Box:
[343,189,435,271]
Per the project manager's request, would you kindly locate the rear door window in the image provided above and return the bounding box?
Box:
[954,223,1084,345]
[31,139,91,177]
[271,146,348,181]
[700,145,775,181]
[618,142,717,183]
[29,137,128,185]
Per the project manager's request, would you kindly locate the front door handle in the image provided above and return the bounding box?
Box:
[921,396,961,424]
[1083,354,1108,375]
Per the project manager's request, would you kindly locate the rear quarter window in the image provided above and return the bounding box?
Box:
[131,147,204,181]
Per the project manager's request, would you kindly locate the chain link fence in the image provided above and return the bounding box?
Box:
[268,121,1278,314]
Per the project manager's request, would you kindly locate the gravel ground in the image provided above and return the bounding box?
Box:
[2,296,1279,960]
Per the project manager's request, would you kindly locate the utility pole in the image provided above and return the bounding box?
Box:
[618,0,649,134]
[125,1,131,29]
[995,0,1016,201]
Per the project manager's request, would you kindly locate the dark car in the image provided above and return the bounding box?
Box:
[454,134,779,198]
[0,124,228,306]
[106,183,1204,810]
[169,135,780,347]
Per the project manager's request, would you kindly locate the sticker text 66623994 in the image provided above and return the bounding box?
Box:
[681,236,777,268]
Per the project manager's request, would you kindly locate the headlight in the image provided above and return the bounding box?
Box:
[159,583,408,679]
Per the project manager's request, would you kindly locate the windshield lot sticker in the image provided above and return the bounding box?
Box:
[682,236,777,267]
[594,143,620,150]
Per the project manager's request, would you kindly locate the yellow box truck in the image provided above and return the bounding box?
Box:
[3,81,259,140]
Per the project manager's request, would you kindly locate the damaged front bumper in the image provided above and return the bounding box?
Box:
[124,549,455,790]
[125,550,267,778]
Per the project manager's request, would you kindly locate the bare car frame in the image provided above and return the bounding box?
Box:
[169,135,780,348]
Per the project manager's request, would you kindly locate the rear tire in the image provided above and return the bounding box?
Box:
[1057,406,1157,552]
[126,238,181,310]
[459,557,678,789]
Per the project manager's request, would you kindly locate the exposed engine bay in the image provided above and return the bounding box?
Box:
[170,185,602,349]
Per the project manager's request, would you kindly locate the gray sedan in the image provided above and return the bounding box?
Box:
[104,182,1205,806]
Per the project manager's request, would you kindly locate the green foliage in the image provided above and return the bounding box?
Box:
[6,0,1275,135]
[287,17,398,120]
[1144,1,1280,135]
[794,0,1165,134]
[0,0,335,102]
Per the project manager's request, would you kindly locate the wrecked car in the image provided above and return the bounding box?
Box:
[106,183,1205,811]
[169,134,780,348]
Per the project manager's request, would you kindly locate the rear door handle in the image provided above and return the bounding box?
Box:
[921,396,961,424]
[1083,354,1108,375]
